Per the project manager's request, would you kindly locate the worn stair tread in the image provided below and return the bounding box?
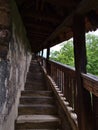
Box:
[18,104,57,115]
[16,115,60,129]
[19,104,55,107]
[20,96,53,99]
[25,86,46,90]
[25,82,45,87]
[15,128,60,130]
[16,115,60,123]
[20,96,54,105]
[21,91,52,96]
[17,128,60,130]
[25,82,44,85]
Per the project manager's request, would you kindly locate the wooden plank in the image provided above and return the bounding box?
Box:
[46,47,51,75]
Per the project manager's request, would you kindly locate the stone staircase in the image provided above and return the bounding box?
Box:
[15,59,61,130]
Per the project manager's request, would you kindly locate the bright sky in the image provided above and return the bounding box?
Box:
[50,29,98,51]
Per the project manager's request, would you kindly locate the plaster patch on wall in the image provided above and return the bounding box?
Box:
[0,60,8,112]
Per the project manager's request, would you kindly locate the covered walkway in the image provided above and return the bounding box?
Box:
[0,0,98,130]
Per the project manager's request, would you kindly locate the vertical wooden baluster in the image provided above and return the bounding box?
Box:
[73,79,77,113]
[67,75,69,102]
[62,72,64,95]
[41,50,43,65]
[64,72,66,97]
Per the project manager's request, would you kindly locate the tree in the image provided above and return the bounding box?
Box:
[50,39,74,66]
[86,34,98,75]
[50,34,98,76]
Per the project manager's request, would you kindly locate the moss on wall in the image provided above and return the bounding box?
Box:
[10,0,31,52]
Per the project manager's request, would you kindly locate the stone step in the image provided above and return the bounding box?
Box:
[29,67,42,72]
[21,91,53,97]
[25,86,46,91]
[15,115,60,129]
[26,78,44,83]
[25,82,44,87]
[26,77,43,81]
[27,72,43,78]
[18,104,57,115]
[16,128,61,130]
[26,74,43,80]
[25,82,46,90]
[20,96,54,105]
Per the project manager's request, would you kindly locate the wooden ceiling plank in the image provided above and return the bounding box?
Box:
[43,0,77,7]
[22,13,61,24]
[25,24,54,33]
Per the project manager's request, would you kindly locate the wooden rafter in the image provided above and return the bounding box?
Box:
[15,0,98,52]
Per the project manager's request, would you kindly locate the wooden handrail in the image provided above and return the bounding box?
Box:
[48,59,76,76]
[82,73,98,97]
[41,57,98,97]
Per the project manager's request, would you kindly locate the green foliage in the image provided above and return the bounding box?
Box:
[50,34,98,76]
[50,39,74,67]
[86,34,98,75]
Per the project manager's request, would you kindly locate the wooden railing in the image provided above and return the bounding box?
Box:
[49,60,77,112]
[39,56,98,130]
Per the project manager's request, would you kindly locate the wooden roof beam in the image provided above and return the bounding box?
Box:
[28,35,47,40]
[27,31,49,37]
[25,24,54,33]
[44,0,77,7]
[22,13,61,24]
[24,20,56,28]
[43,0,98,48]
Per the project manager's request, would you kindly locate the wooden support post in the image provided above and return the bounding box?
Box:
[73,14,93,130]
[93,95,98,130]
[41,49,43,65]
[42,49,43,57]
[46,47,51,75]
[46,47,50,59]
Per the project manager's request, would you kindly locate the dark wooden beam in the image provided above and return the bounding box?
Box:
[43,13,74,46]
[22,13,61,24]
[42,49,43,57]
[93,95,98,130]
[18,0,35,9]
[46,46,51,75]
[73,14,93,130]
[25,24,54,33]
[43,0,98,48]
[44,0,77,7]
[27,32,49,37]
[23,19,56,28]
[46,46,50,59]
[28,33,48,39]
[15,0,27,6]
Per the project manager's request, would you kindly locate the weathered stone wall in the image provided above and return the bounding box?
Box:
[0,0,32,130]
